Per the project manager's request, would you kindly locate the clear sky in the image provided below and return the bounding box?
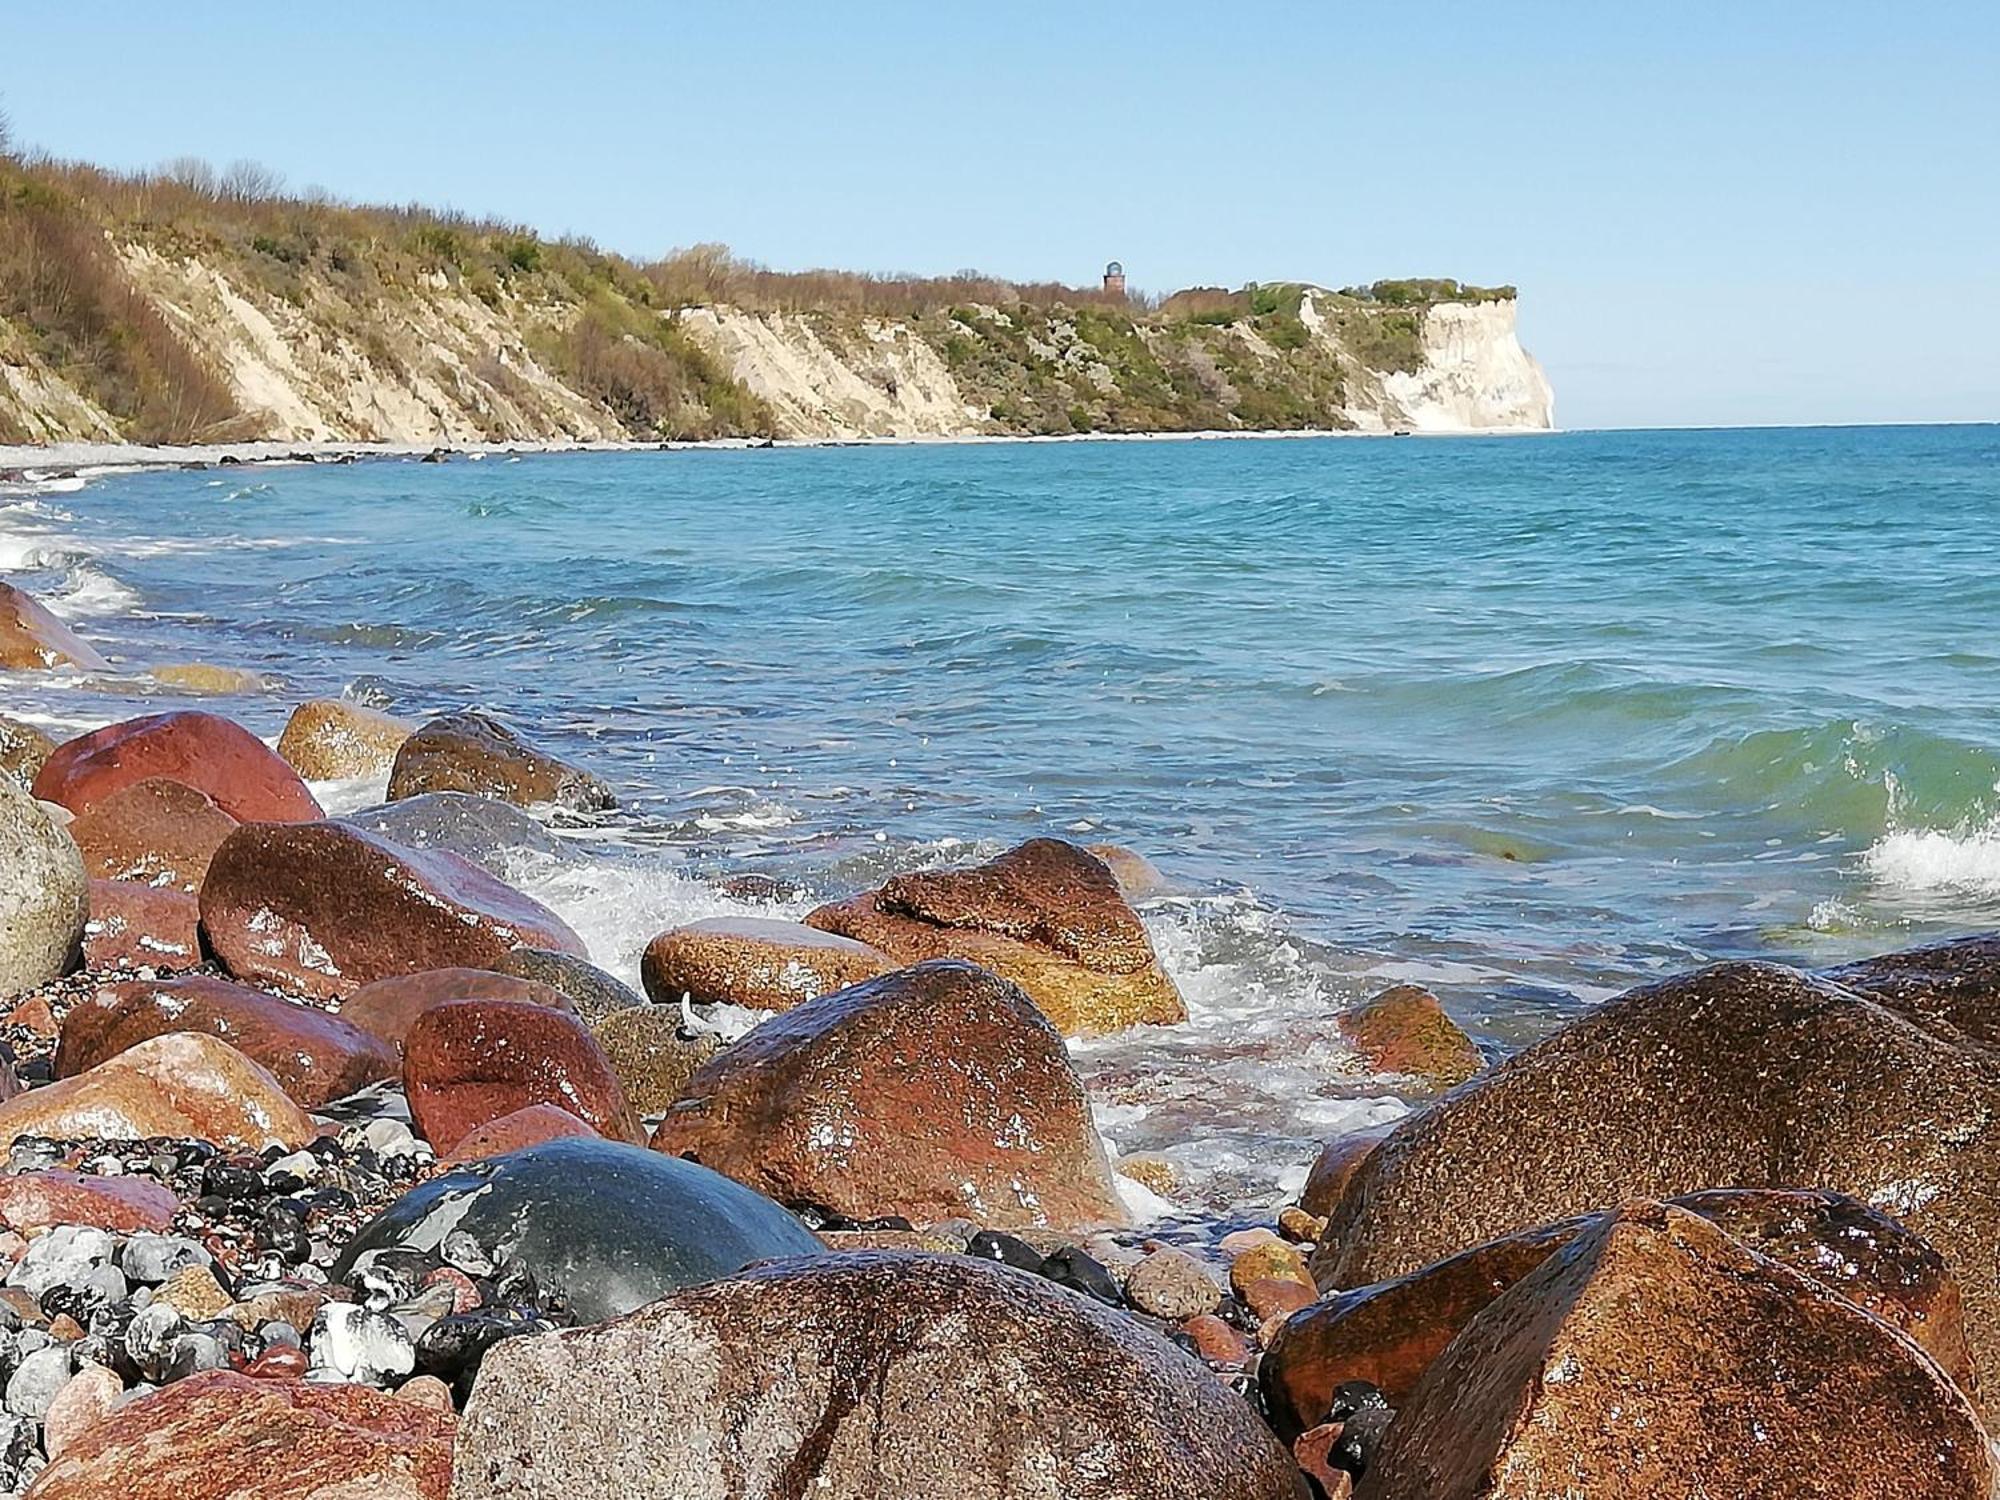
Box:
[3,2,1995,429]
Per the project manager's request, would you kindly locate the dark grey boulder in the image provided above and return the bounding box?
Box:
[344,791,568,877]
[496,946,644,1025]
[330,1137,822,1323]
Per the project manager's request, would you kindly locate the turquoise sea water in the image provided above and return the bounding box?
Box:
[5,424,1999,1214]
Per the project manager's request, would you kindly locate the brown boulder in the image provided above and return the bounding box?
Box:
[1353,1202,1993,1500]
[651,959,1128,1229]
[0,713,56,788]
[0,582,110,672]
[1337,985,1481,1088]
[1299,1127,1394,1219]
[805,838,1184,1034]
[70,777,239,893]
[592,1006,723,1112]
[340,967,573,1049]
[0,1169,180,1232]
[34,711,321,822]
[278,698,414,780]
[23,1368,454,1500]
[403,998,641,1153]
[81,880,201,969]
[1086,842,1170,900]
[493,947,644,1025]
[1310,943,2000,1378]
[0,1031,314,1151]
[199,820,585,998]
[386,711,613,811]
[639,915,896,1010]
[442,1102,600,1164]
[56,974,398,1109]
[147,663,268,695]
[452,1250,1303,1500]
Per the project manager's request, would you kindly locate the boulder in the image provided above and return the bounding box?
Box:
[23,1368,454,1500]
[1299,1126,1394,1219]
[592,1006,722,1112]
[1086,842,1170,900]
[0,1170,179,1233]
[805,838,1184,1034]
[1266,1187,1976,1437]
[33,711,322,822]
[147,662,267,695]
[55,975,399,1109]
[277,699,414,780]
[452,1250,1303,1500]
[0,714,56,789]
[1337,985,1482,1088]
[69,777,239,893]
[0,777,87,995]
[651,959,1128,1229]
[386,712,613,812]
[341,968,573,1049]
[0,582,110,672]
[494,946,643,1025]
[81,879,201,969]
[403,999,641,1153]
[442,1103,600,1164]
[1309,944,2000,1377]
[1352,1202,1993,1500]
[331,1137,823,1324]
[0,1031,314,1152]
[346,791,566,878]
[640,916,896,1010]
[199,820,585,998]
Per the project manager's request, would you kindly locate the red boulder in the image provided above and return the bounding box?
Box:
[34,711,321,823]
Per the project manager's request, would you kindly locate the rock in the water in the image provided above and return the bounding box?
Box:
[592,1006,722,1112]
[69,777,239,893]
[0,582,110,673]
[0,1031,314,1152]
[493,947,643,1025]
[277,699,415,780]
[452,1250,1302,1500]
[33,711,322,823]
[56,974,399,1108]
[0,1169,179,1232]
[199,819,585,998]
[0,715,56,790]
[442,1103,600,1164]
[403,998,641,1153]
[1336,984,1482,1089]
[341,968,573,1049]
[346,791,566,877]
[386,712,613,812]
[1352,1201,1993,1500]
[805,838,1184,1034]
[640,916,896,1011]
[331,1137,823,1324]
[0,776,87,995]
[1085,842,1170,900]
[651,959,1128,1229]
[1299,1126,1393,1219]
[23,1368,455,1500]
[146,662,267,695]
[80,880,201,969]
[1310,945,2000,1378]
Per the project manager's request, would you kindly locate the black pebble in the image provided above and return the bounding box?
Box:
[1040,1246,1121,1307]
[1329,1378,1389,1423]
[1333,1405,1396,1478]
[202,1159,268,1201]
[966,1230,1046,1273]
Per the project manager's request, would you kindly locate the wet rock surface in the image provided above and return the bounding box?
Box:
[78,882,200,972]
[276,699,415,781]
[1335,984,1482,1089]
[590,1006,720,1113]
[345,793,567,880]
[0,584,110,675]
[640,916,896,1011]
[0,718,55,792]
[386,713,613,813]
[33,712,321,825]
[68,779,238,895]
[492,948,641,1026]
[340,970,573,1051]
[402,999,640,1153]
[652,960,1129,1230]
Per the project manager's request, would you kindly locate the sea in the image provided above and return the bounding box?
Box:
[5,424,1998,1221]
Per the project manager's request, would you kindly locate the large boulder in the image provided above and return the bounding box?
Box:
[346,791,567,878]
[805,838,1184,1035]
[331,1137,823,1324]
[0,1031,314,1152]
[69,776,239,893]
[0,582,110,672]
[386,712,613,812]
[33,711,322,822]
[451,1250,1304,1500]
[1309,942,2000,1377]
[403,998,641,1153]
[0,713,56,789]
[341,967,574,1049]
[1352,1202,1993,1500]
[80,879,201,969]
[641,916,896,1011]
[0,1169,180,1233]
[0,776,87,995]
[1265,1187,1977,1438]
[23,1368,454,1500]
[55,974,399,1109]
[651,959,1128,1229]
[199,820,585,998]
[277,698,415,780]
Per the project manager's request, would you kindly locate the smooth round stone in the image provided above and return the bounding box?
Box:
[346,791,568,877]
[330,1137,824,1324]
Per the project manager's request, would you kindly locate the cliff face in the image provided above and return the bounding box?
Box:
[0,224,1552,446]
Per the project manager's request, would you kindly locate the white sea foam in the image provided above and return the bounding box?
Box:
[40,565,141,619]
[1862,825,2000,895]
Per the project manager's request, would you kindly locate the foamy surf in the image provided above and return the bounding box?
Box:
[1863,825,2000,896]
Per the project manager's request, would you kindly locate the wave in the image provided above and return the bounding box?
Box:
[1863,824,2000,897]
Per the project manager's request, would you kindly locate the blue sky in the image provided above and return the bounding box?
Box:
[3,2,1995,429]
